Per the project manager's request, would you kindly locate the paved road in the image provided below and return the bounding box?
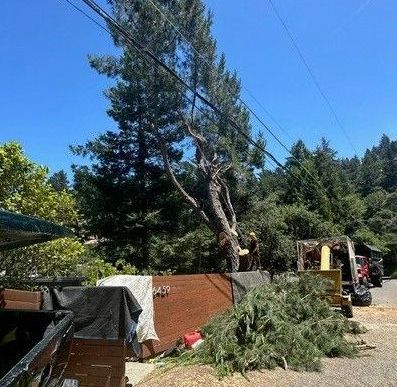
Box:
[371,279,397,307]
[139,280,397,387]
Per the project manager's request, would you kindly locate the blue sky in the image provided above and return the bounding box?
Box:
[1,0,396,176]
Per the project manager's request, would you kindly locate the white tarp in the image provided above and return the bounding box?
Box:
[97,275,159,343]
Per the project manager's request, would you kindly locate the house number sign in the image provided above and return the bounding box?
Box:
[153,285,171,297]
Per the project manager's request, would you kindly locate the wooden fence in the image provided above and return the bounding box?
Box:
[142,273,233,357]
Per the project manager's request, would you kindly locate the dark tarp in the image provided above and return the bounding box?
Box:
[230,271,271,305]
[0,210,72,250]
[42,286,142,356]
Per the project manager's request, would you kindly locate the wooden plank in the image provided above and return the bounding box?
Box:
[4,288,42,303]
[67,362,125,378]
[68,354,124,367]
[71,345,125,357]
[3,300,41,310]
[73,338,124,347]
[66,364,112,377]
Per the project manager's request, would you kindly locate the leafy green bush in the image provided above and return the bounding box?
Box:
[0,238,138,288]
[169,274,364,377]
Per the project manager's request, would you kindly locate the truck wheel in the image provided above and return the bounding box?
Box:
[342,303,353,318]
[353,285,372,306]
[372,276,383,287]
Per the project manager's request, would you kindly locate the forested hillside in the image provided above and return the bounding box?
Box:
[73,132,397,275]
[68,0,396,276]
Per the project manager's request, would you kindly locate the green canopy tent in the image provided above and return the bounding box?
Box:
[0,210,73,250]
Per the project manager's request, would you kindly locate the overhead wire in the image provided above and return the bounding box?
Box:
[140,0,333,196]
[63,0,366,229]
[145,0,295,144]
[64,0,109,34]
[63,0,334,201]
[71,0,291,170]
[145,0,307,159]
[267,0,358,155]
[142,0,346,204]
[62,0,322,201]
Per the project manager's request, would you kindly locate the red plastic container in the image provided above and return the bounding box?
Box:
[183,331,202,348]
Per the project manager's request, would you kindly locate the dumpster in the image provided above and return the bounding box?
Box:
[0,210,74,386]
[0,310,74,386]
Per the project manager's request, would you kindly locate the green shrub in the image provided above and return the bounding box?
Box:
[0,238,138,289]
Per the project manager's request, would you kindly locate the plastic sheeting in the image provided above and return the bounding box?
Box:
[97,275,159,343]
[42,286,142,356]
[0,210,72,250]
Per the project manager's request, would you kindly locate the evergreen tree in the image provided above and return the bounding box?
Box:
[48,170,70,192]
[73,0,263,271]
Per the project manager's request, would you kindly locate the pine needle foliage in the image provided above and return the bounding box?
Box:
[169,274,365,377]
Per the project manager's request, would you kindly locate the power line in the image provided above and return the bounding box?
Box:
[66,0,318,197]
[62,0,286,171]
[63,0,364,228]
[73,0,290,169]
[65,0,334,200]
[145,0,296,142]
[141,0,366,213]
[64,0,109,34]
[145,0,297,148]
[267,0,358,155]
[140,0,330,194]
[63,0,321,199]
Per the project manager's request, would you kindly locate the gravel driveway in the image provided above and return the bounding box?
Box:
[138,280,397,387]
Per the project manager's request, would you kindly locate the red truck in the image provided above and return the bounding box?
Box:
[355,255,370,287]
[355,244,384,287]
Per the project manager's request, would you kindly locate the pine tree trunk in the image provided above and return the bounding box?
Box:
[159,123,241,272]
[207,179,240,272]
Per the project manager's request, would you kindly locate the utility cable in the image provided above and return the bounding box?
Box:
[76,0,291,170]
[139,0,330,195]
[267,0,358,154]
[64,0,364,228]
[145,0,295,143]
[64,0,333,203]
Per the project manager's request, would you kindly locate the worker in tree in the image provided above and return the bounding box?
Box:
[248,232,260,270]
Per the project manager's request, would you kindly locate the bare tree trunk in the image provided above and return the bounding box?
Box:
[158,118,242,272]
[207,178,240,272]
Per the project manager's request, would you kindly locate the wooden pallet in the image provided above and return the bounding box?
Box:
[64,338,126,387]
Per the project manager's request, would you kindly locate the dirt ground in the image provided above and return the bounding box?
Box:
[137,279,397,387]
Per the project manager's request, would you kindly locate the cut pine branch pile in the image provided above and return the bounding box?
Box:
[168,274,366,378]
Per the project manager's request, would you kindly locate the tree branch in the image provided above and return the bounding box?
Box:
[181,115,210,175]
[219,178,237,231]
[159,141,210,226]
